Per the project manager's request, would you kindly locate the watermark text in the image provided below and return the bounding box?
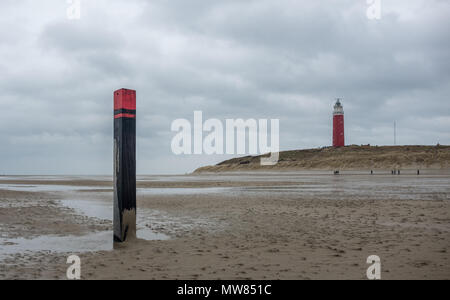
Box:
[171,111,279,165]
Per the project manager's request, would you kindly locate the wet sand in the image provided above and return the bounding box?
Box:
[0,173,449,280]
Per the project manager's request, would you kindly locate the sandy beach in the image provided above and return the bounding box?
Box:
[0,172,449,280]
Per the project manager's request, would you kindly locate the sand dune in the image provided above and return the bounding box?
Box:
[194,145,450,173]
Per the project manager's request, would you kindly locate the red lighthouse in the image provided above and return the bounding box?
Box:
[333,99,345,147]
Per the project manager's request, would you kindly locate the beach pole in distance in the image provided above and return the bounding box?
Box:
[113,88,136,243]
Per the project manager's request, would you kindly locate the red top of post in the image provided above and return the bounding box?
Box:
[114,88,136,111]
[114,89,136,119]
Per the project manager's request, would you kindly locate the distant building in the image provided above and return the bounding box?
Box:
[333,99,345,147]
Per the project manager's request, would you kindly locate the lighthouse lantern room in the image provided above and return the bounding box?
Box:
[333,99,345,147]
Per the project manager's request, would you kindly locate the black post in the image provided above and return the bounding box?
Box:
[113,88,136,243]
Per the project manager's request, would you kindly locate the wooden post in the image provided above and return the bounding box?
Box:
[113,88,136,243]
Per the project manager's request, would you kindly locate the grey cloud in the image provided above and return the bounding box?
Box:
[0,0,448,174]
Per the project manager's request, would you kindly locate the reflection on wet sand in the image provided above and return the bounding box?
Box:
[0,172,449,279]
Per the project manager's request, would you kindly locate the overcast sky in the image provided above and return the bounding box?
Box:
[0,0,449,175]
